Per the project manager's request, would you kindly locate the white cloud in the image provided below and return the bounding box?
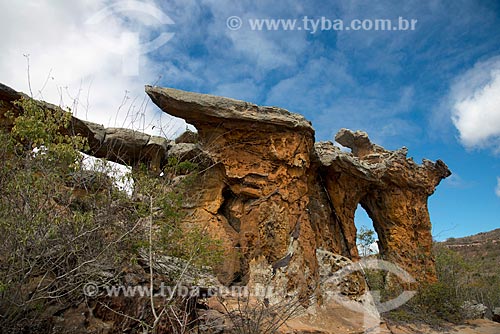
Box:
[450,55,500,153]
[0,0,186,138]
[496,177,500,198]
[0,0,314,138]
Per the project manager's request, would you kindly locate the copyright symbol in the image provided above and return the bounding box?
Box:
[226,16,243,30]
[83,282,99,297]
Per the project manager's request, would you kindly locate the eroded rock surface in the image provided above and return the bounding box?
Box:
[146,85,450,292]
[315,129,450,281]
[146,86,321,301]
[0,83,174,171]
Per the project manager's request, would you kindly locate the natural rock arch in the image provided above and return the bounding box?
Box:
[315,129,450,281]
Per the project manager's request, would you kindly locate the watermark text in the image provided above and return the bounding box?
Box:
[227,16,418,33]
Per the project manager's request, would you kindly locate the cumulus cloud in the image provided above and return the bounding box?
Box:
[450,56,500,153]
[496,177,500,197]
[0,0,186,137]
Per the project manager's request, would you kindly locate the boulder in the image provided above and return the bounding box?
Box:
[493,307,500,323]
[462,300,488,319]
[145,85,314,134]
[175,129,198,144]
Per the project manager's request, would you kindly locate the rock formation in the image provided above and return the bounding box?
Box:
[1,83,171,172]
[145,85,451,293]
[314,131,451,281]
[0,81,451,304]
[493,307,500,323]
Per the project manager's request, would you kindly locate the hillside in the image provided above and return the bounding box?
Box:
[440,229,500,275]
[442,228,500,247]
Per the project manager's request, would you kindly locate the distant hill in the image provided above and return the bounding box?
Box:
[439,228,500,276]
[443,228,500,246]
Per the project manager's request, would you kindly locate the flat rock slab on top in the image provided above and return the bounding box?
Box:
[145,85,314,133]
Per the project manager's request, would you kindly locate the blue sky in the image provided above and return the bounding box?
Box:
[1,0,499,240]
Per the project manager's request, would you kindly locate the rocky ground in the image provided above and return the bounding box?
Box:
[386,319,500,334]
[283,310,500,334]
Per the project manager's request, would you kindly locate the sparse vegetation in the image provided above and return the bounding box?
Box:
[2,93,498,333]
[381,236,500,327]
[218,295,303,334]
[354,223,500,327]
[0,98,224,333]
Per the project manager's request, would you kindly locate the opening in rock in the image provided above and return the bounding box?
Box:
[228,242,247,286]
[355,204,379,257]
[218,187,240,232]
[80,152,133,195]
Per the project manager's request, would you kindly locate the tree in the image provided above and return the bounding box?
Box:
[357,225,376,257]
